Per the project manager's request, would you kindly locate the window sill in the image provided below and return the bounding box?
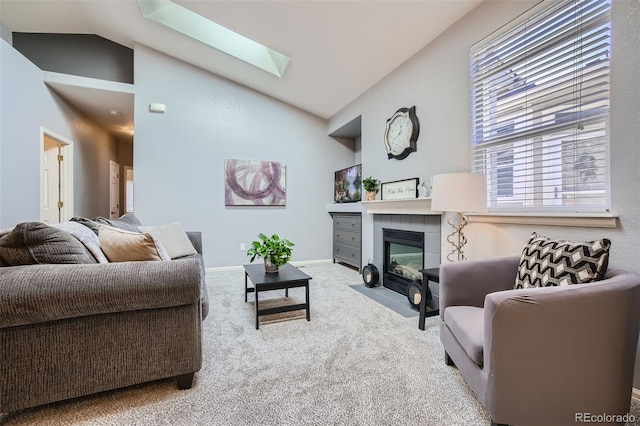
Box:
[467,212,618,228]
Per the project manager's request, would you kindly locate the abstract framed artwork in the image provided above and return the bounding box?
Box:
[224,159,286,206]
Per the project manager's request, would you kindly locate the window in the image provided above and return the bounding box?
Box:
[470,0,611,213]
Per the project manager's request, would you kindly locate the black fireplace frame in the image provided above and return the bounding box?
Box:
[383,228,424,296]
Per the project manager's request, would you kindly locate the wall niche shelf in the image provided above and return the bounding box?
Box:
[360,198,438,215]
[326,203,363,213]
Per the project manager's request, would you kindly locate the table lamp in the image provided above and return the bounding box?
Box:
[430,173,487,261]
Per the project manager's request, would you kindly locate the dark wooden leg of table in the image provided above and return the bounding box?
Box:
[418,280,428,330]
[244,271,248,303]
[305,280,310,321]
[255,284,260,330]
[285,287,289,297]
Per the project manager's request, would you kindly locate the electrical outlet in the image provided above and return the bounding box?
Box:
[240,243,246,251]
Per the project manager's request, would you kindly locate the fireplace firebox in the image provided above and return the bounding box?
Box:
[383,228,424,296]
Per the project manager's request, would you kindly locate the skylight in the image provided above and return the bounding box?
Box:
[138,0,290,78]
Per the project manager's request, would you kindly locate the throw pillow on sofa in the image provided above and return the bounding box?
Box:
[94,213,142,232]
[514,232,611,289]
[0,222,98,266]
[98,224,171,262]
[137,222,197,259]
[70,216,100,235]
[52,221,109,263]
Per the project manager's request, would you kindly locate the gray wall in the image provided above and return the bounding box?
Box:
[0,23,9,223]
[133,44,355,267]
[12,33,133,84]
[0,39,120,226]
[329,0,640,387]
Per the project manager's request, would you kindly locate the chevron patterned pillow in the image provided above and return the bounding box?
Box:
[514,232,611,289]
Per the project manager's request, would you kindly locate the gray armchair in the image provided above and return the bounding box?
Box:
[439,256,640,426]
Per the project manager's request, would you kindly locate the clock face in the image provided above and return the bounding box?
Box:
[384,106,419,160]
[387,113,413,155]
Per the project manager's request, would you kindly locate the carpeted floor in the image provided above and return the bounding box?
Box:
[2,262,639,425]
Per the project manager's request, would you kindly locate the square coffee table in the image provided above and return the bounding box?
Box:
[244,263,312,329]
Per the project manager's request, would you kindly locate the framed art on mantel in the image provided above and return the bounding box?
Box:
[381,178,419,200]
[224,159,286,206]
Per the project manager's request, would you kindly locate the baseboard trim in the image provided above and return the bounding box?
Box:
[205,266,242,273]
[290,259,334,267]
[632,388,640,402]
[205,259,334,274]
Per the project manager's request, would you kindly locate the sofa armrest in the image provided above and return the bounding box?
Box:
[0,258,202,328]
[482,271,640,421]
[440,256,519,316]
[186,231,202,255]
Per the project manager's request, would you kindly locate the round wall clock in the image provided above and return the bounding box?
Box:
[384,106,420,160]
[362,263,380,288]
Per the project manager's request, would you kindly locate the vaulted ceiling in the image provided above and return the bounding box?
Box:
[0,0,482,141]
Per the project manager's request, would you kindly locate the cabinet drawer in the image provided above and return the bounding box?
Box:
[334,229,360,247]
[333,242,360,263]
[333,215,361,231]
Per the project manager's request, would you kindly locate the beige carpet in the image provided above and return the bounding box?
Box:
[2,262,639,425]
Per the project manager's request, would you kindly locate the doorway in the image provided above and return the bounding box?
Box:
[124,166,134,213]
[41,129,73,224]
[110,160,120,219]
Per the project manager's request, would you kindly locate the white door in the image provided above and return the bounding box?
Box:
[110,160,120,219]
[41,136,61,224]
[40,129,74,223]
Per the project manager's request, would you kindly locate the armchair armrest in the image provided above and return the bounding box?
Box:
[0,258,202,328]
[440,256,519,315]
[483,271,640,421]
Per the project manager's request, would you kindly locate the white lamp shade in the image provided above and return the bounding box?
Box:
[430,173,487,213]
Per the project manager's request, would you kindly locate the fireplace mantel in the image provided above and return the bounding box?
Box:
[360,198,440,215]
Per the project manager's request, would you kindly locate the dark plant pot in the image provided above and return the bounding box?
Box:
[264,258,279,273]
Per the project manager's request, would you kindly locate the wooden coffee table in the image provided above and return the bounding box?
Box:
[244,263,312,329]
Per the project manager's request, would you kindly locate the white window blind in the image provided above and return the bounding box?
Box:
[470,0,611,213]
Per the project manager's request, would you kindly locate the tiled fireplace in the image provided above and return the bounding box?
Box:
[373,214,440,308]
[383,228,424,295]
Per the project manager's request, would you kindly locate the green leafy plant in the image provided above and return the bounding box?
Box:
[362,176,381,192]
[247,233,295,267]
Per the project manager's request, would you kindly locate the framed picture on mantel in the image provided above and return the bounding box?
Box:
[381,178,419,200]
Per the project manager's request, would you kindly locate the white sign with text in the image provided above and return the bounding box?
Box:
[381,178,419,200]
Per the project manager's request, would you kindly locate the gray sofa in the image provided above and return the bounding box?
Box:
[440,256,640,426]
[0,218,209,414]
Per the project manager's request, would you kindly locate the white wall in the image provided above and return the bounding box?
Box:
[329,0,640,386]
[133,44,355,267]
[0,39,120,227]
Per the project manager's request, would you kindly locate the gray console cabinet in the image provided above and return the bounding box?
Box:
[332,213,361,269]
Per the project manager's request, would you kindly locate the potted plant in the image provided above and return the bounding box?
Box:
[247,233,295,273]
[362,176,381,201]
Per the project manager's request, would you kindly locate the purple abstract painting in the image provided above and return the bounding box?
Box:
[225,159,286,206]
